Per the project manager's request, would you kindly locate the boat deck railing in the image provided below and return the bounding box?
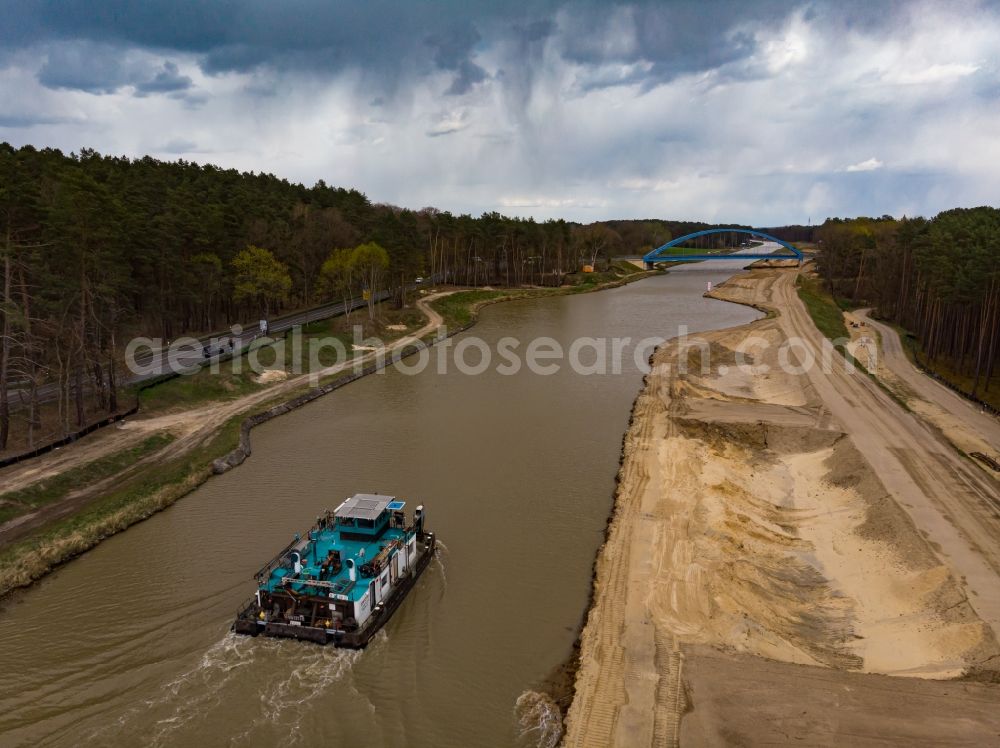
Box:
[252,513,341,582]
[253,536,303,582]
[235,595,257,621]
[281,576,356,596]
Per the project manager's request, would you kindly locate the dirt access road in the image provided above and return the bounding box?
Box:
[0,293,450,547]
[855,308,1000,460]
[564,267,1000,747]
[768,273,1000,630]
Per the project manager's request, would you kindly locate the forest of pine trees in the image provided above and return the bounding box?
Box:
[5,142,994,453]
[1,143,731,450]
[814,208,1000,401]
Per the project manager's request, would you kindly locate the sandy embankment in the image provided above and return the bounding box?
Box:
[563,268,1000,747]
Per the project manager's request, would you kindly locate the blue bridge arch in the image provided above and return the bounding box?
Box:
[642,228,802,266]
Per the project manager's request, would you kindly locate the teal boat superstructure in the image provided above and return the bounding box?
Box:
[232,494,435,647]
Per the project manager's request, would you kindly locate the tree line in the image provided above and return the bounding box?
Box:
[6,143,996,449]
[4,143,764,449]
[814,207,1000,399]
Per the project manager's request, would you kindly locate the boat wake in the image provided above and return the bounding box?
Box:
[514,690,563,748]
[84,632,363,747]
[433,540,449,592]
[81,633,258,746]
[229,641,365,745]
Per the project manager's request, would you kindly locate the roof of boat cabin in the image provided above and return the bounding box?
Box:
[335,494,394,521]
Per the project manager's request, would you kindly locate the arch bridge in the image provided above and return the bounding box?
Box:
[643,228,802,268]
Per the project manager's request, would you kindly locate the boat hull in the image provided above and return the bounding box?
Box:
[233,532,436,647]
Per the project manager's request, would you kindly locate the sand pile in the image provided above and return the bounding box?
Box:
[645,321,998,677]
[565,270,1000,748]
[254,369,289,384]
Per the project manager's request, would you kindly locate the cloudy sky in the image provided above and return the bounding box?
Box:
[1,0,999,225]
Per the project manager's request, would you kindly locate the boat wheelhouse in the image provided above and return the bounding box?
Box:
[233,494,435,647]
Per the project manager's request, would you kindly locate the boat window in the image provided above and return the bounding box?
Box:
[357,518,375,529]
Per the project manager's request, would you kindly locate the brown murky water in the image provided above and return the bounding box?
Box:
[0,262,760,748]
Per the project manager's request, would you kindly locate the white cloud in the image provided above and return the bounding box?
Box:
[884,62,981,86]
[498,195,609,209]
[759,12,812,74]
[426,109,470,137]
[845,158,884,173]
[611,178,679,192]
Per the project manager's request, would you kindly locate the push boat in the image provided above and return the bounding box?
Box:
[232,494,435,647]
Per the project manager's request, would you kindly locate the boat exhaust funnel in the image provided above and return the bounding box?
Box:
[347,558,357,582]
[414,505,425,535]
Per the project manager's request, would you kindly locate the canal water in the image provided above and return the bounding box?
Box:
[0,260,761,748]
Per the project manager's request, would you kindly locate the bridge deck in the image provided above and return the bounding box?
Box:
[643,228,803,264]
[647,254,796,261]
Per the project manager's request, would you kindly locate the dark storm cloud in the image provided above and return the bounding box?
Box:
[427,21,489,94]
[0,1,920,97]
[135,62,193,95]
[497,17,556,107]
[445,59,488,94]
[557,0,919,90]
[35,39,193,97]
[36,41,139,93]
[559,3,757,85]
[428,22,480,71]
[1,0,509,89]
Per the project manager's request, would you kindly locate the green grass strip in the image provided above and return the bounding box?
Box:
[0,433,176,523]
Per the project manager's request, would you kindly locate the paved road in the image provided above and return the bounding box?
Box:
[5,282,429,409]
[856,308,1000,452]
[127,290,395,380]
